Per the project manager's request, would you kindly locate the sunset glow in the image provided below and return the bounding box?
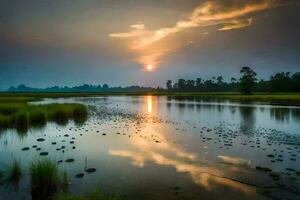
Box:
[146,64,153,71]
[1,1,300,199]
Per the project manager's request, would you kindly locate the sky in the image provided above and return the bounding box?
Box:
[0,0,300,90]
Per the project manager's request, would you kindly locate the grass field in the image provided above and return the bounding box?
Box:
[163,92,300,103]
[1,92,300,104]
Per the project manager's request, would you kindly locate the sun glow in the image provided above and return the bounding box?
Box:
[146,64,153,71]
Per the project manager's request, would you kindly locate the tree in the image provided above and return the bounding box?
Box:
[211,76,216,83]
[178,79,186,90]
[292,72,300,91]
[173,83,178,90]
[230,77,237,83]
[270,72,292,92]
[239,66,257,94]
[166,80,172,90]
[102,84,109,90]
[217,76,224,84]
[186,80,195,90]
[196,78,202,88]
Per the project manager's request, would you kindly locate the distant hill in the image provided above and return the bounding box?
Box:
[7,84,159,93]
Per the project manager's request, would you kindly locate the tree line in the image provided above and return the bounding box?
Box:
[7,84,156,93]
[166,67,300,94]
[6,66,300,94]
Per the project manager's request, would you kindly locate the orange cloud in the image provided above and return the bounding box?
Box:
[109,0,286,68]
[218,18,252,31]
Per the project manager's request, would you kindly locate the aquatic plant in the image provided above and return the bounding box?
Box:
[0,103,26,115]
[63,170,69,186]
[73,105,88,125]
[0,114,10,128]
[30,159,59,198]
[7,160,22,183]
[15,111,29,131]
[48,108,69,125]
[29,109,47,126]
[0,97,87,131]
[46,104,87,125]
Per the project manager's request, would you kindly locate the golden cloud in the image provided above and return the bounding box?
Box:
[218,18,252,31]
[109,0,287,68]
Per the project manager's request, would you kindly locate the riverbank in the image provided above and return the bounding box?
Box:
[1,92,300,105]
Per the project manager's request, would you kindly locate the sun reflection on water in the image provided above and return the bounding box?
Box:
[147,96,152,114]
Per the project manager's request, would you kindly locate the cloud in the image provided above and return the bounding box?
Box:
[218,155,251,166]
[218,18,252,31]
[109,23,147,38]
[109,0,291,68]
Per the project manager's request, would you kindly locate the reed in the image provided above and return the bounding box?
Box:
[7,160,22,183]
[30,159,59,198]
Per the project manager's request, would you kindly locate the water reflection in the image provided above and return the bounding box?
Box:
[239,106,255,132]
[109,124,260,197]
[147,96,152,114]
[164,96,300,134]
[270,108,290,123]
[1,96,300,200]
[218,155,251,166]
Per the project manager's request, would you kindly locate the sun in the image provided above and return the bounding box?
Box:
[146,64,153,71]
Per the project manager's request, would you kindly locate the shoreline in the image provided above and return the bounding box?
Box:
[1,92,300,106]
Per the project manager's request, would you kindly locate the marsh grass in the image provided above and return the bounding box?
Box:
[29,109,47,127]
[63,169,69,192]
[52,188,121,200]
[7,160,22,183]
[0,97,87,131]
[0,114,11,128]
[73,105,88,125]
[15,111,29,132]
[30,159,59,199]
[0,97,40,103]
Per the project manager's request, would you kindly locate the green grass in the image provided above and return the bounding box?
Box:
[63,170,69,186]
[29,109,47,126]
[30,159,59,198]
[0,97,88,131]
[7,160,22,183]
[160,92,300,102]
[1,92,300,104]
[15,111,29,132]
[0,97,41,103]
[73,105,88,125]
[52,188,121,200]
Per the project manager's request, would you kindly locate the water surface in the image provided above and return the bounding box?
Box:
[0,96,300,200]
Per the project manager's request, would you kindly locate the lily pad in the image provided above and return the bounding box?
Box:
[37,138,45,142]
[85,168,96,173]
[65,158,74,163]
[40,152,48,156]
[75,173,84,178]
